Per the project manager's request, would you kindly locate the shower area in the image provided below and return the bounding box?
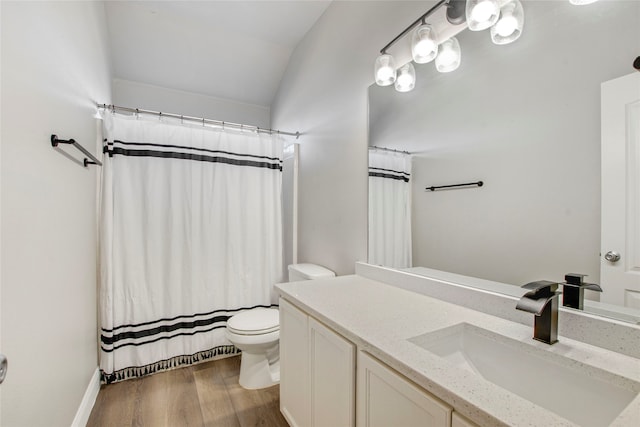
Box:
[97,107,294,383]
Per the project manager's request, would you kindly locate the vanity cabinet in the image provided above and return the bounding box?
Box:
[280,297,474,427]
[279,298,355,427]
[357,351,452,427]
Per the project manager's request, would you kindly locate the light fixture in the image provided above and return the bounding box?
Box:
[436,37,461,73]
[466,0,500,31]
[374,0,526,89]
[374,54,397,86]
[395,63,416,92]
[569,0,598,5]
[491,0,524,45]
[411,24,438,64]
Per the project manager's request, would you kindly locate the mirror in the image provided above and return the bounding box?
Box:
[368,0,640,323]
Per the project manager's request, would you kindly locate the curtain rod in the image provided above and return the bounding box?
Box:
[370,145,411,155]
[97,104,300,139]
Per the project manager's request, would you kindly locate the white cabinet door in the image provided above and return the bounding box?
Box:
[280,298,310,427]
[309,317,355,427]
[280,298,356,427]
[452,412,479,427]
[357,351,452,427]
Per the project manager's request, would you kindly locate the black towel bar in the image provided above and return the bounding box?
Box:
[51,134,102,167]
[426,181,483,191]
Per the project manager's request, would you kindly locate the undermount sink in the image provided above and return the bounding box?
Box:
[409,323,639,427]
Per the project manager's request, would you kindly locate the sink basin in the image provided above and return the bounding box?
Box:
[409,323,639,427]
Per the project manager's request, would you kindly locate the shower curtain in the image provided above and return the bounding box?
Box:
[368,149,412,268]
[98,112,283,383]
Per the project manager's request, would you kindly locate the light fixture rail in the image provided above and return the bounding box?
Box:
[97,104,300,139]
[380,0,448,54]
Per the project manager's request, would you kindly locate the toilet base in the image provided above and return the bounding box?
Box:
[238,351,280,390]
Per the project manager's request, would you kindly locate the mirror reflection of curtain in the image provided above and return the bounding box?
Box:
[368,149,412,268]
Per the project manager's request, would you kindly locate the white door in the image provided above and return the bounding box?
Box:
[601,72,640,308]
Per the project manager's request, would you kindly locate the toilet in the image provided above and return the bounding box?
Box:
[225,263,335,389]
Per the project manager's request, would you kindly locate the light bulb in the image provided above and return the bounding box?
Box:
[438,50,456,67]
[435,37,461,73]
[415,39,437,57]
[397,73,412,87]
[394,63,416,92]
[495,15,517,37]
[374,54,396,86]
[377,66,394,82]
[471,1,498,22]
[466,0,500,31]
[491,0,524,45]
[411,24,438,64]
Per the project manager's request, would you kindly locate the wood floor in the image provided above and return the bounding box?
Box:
[87,356,289,427]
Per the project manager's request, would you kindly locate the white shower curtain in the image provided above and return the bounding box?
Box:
[99,112,283,383]
[368,149,412,268]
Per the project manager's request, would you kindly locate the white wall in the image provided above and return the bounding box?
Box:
[0,2,111,426]
[368,0,639,286]
[112,78,271,128]
[272,1,428,275]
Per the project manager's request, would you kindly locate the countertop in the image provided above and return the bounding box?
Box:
[276,274,640,427]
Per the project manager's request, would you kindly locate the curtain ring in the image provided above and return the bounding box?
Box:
[159,111,163,121]
[135,108,139,119]
[202,117,205,127]
[241,124,244,132]
[180,115,184,124]
[222,121,225,131]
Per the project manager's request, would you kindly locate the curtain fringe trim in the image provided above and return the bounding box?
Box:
[99,345,240,384]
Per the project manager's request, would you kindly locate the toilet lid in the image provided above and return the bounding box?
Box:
[227,308,279,335]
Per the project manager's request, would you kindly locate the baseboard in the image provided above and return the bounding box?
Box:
[71,367,101,427]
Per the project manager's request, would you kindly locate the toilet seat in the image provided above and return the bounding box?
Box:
[227,308,279,336]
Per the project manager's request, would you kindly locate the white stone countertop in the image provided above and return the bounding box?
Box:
[275,274,640,427]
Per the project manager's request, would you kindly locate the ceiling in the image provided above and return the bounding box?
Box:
[104,1,332,108]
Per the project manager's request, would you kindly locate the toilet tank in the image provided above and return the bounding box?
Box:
[288,263,335,282]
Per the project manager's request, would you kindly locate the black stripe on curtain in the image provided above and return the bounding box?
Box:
[100,304,278,352]
[103,140,283,170]
[369,167,410,182]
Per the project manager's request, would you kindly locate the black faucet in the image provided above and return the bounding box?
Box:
[516,281,560,345]
[562,273,603,310]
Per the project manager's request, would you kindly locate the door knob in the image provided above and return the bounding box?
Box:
[604,251,621,263]
[0,353,7,384]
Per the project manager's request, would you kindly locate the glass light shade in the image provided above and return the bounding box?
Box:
[435,37,461,73]
[374,54,397,86]
[395,63,416,92]
[569,0,598,5]
[466,0,500,31]
[491,0,524,45]
[411,24,438,64]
